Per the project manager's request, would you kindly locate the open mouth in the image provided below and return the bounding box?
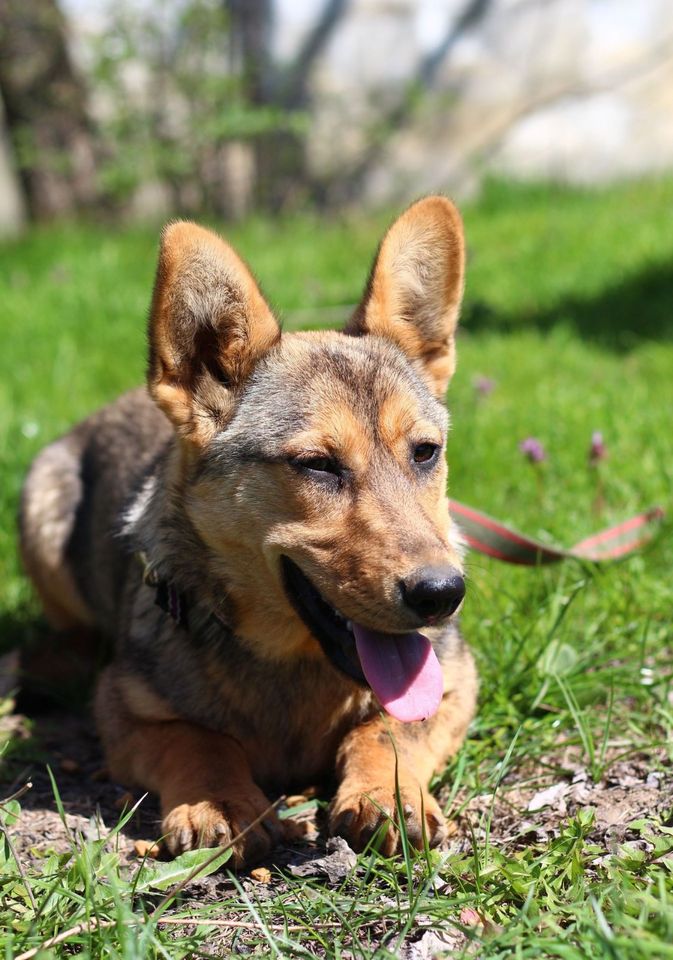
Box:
[280,556,444,723]
[281,556,365,685]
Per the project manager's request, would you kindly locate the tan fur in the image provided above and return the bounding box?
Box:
[329,644,477,852]
[149,221,280,444]
[346,197,465,398]
[96,669,285,865]
[21,197,477,864]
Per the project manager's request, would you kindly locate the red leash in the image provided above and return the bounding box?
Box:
[450,501,665,565]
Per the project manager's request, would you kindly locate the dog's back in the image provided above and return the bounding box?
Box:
[20,387,169,637]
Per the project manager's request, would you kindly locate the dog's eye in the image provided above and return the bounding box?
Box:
[412,443,440,465]
[293,455,341,476]
[303,456,337,473]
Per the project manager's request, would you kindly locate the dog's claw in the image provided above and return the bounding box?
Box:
[162,789,284,866]
[178,826,193,851]
[328,780,447,855]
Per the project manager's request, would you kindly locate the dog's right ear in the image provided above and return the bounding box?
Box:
[345,197,465,399]
[148,221,280,444]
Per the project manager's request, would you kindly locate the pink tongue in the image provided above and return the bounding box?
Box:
[353,624,443,722]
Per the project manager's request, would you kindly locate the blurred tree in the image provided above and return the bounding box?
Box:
[327,0,494,204]
[0,0,100,219]
[225,0,491,209]
[92,0,307,219]
[226,0,349,210]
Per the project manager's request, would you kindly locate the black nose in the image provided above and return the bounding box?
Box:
[401,566,465,622]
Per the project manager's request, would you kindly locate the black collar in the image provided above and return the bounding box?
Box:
[137,551,189,628]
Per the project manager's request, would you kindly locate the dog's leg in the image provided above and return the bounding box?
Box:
[329,652,477,854]
[95,669,283,865]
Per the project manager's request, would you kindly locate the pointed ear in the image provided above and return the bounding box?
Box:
[148,221,280,443]
[345,196,465,398]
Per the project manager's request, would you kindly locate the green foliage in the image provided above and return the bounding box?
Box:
[134,847,232,892]
[91,0,303,211]
[1,177,673,955]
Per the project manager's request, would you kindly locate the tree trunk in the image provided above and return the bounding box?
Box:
[0,0,100,219]
[225,0,348,212]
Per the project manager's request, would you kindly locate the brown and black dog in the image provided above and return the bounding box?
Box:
[19,197,477,865]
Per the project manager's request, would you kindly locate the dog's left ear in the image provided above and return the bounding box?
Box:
[345,196,465,398]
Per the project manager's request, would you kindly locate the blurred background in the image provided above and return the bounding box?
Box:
[1,0,672,636]
[2,11,673,945]
[1,0,672,230]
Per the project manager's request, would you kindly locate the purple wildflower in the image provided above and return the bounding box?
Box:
[589,430,607,466]
[519,437,546,463]
[473,375,496,397]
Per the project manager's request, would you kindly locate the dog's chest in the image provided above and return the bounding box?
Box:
[241,678,373,788]
[200,649,374,786]
[124,597,374,786]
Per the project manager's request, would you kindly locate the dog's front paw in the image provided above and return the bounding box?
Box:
[328,778,448,856]
[162,785,284,866]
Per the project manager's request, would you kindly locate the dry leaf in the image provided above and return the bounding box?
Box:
[284,818,312,841]
[459,906,482,927]
[288,836,357,883]
[134,839,160,859]
[527,781,569,813]
[401,928,467,959]
[286,786,320,806]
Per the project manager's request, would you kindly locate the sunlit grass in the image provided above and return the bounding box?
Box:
[2,177,673,957]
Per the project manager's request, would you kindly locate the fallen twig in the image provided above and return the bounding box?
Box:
[15,919,116,960]
[14,911,345,959]
[0,780,33,807]
[156,916,343,931]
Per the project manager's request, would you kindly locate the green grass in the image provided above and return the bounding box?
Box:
[2,176,673,957]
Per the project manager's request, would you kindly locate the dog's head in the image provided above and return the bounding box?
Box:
[147,198,466,721]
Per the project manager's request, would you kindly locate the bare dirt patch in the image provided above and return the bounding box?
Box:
[1,708,323,883]
[451,746,673,862]
[3,710,672,875]
[2,709,672,955]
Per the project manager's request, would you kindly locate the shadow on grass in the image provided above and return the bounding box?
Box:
[0,601,113,716]
[0,605,44,658]
[464,259,673,350]
[0,614,160,847]
[0,710,161,850]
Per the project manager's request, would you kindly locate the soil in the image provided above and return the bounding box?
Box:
[1,709,160,863]
[0,708,323,876]
[2,707,672,868]
[1,707,671,956]
[450,745,673,859]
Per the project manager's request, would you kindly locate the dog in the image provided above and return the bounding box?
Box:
[19,197,477,865]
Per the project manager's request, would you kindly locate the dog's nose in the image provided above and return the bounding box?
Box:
[401,566,465,622]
